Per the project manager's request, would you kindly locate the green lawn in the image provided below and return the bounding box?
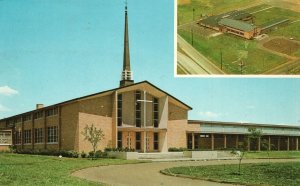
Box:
[245,151,300,159]
[178,0,260,25]
[271,21,300,41]
[178,30,287,74]
[0,153,143,186]
[162,162,300,186]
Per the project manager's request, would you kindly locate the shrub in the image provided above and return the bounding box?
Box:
[168,147,187,152]
[80,151,87,158]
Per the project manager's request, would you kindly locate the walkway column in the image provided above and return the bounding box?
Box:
[211,134,214,150]
[268,136,271,151]
[192,133,195,150]
[278,137,280,151]
[247,137,250,151]
[224,134,227,149]
[287,137,290,151]
[258,137,261,151]
[296,137,299,151]
[236,135,239,148]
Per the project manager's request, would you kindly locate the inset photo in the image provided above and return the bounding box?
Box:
[176,0,300,76]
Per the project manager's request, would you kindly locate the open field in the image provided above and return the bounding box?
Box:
[0,153,142,185]
[178,29,287,74]
[263,38,300,57]
[162,161,300,186]
[177,1,300,74]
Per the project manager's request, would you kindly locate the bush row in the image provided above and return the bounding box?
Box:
[104,147,135,152]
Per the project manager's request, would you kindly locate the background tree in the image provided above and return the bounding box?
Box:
[81,124,104,159]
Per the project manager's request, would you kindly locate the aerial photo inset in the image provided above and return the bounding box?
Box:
[177,0,300,75]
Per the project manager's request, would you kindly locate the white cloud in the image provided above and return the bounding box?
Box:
[0,104,10,112]
[198,111,221,119]
[0,86,18,96]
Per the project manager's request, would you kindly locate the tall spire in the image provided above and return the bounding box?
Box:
[120,2,134,87]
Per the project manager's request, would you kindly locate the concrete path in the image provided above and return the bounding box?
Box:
[72,159,299,186]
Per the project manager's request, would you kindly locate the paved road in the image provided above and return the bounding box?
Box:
[72,159,299,186]
[177,34,225,75]
[177,51,209,75]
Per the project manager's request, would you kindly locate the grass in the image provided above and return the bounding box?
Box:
[0,153,144,186]
[245,151,300,159]
[178,29,287,74]
[271,21,300,41]
[162,162,300,186]
[178,0,261,25]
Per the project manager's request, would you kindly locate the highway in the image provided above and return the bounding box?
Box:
[177,34,225,75]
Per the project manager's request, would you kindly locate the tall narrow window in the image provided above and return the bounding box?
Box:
[117,94,122,126]
[15,131,22,144]
[24,130,32,144]
[47,126,58,143]
[187,133,193,149]
[34,128,43,143]
[154,132,159,150]
[153,97,159,128]
[135,132,141,150]
[117,131,122,148]
[135,91,141,127]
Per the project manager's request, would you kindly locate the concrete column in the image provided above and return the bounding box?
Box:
[224,134,227,149]
[236,135,239,148]
[268,136,271,151]
[211,134,214,151]
[247,137,250,151]
[287,137,290,151]
[192,133,195,150]
[258,137,261,151]
[296,137,299,151]
[278,137,280,151]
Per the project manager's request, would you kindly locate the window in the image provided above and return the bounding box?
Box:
[117,131,122,148]
[34,111,43,119]
[0,131,12,145]
[15,131,22,144]
[153,97,159,128]
[24,130,32,144]
[187,133,193,149]
[46,107,58,117]
[153,132,159,150]
[23,114,32,122]
[34,128,43,143]
[135,91,141,127]
[47,126,58,143]
[117,94,122,126]
[135,132,141,150]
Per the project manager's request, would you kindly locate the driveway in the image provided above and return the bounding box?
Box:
[72,159,299,186]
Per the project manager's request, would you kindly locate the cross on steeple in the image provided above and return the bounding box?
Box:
[120,1,134,87]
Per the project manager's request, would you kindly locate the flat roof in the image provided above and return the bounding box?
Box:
[188,120,300,129]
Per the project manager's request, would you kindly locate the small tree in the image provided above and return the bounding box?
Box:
[261,139,275,164]
[231,138,248,175]
[248,128,262,151]
[81,124,104,159]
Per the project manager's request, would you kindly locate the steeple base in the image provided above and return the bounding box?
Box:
[120,80,134,87]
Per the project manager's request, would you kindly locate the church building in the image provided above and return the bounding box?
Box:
[0,6,299,153]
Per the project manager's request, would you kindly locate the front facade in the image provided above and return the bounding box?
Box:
[0,6,299,153]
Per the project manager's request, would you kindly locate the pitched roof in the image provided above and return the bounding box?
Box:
[0,81,192,121]
[218,18,256,32]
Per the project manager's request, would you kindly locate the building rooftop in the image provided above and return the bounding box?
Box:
[218,18,256,32]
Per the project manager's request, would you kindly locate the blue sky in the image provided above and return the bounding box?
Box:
[0,0,300,126]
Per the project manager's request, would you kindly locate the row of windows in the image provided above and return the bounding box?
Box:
[6,107,59,127]
[135,91,142,127]
[14,126,58,144]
